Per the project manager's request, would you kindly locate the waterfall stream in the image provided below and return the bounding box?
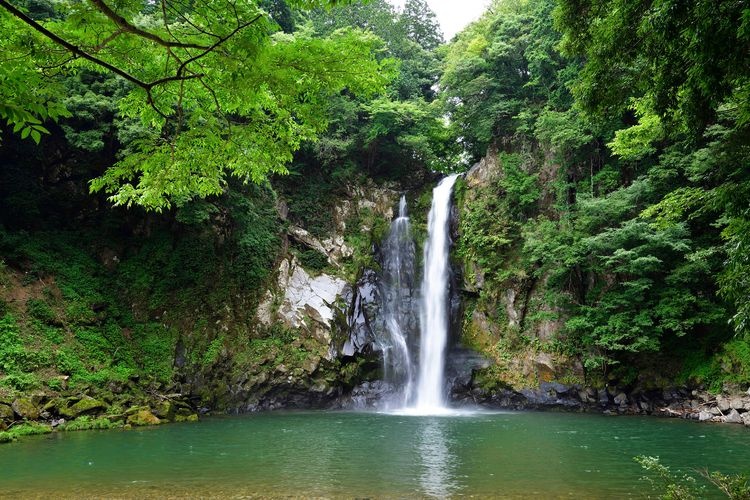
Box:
[378,174,459,413]
[379,196,416,408]
[414,174,460,411]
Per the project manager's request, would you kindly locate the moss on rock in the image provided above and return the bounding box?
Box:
[126,408,160,426]
[0,404,13,421]
[11,398,39,420]
[68,396,107,417]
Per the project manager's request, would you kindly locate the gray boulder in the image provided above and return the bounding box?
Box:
[724,409,743,424]
[717,395,731,412]
[614,392,628,406]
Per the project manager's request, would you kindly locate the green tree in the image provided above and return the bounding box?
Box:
[305,0,453,178]
[398,0,442,49]
[554,0,750,338]
[0,0,391,209]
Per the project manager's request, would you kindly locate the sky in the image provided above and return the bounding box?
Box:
[386,0,491,41]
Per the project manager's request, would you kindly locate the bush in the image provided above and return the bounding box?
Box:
[0,373,40,391]
[636,456,750,499]
[296,248,329,272]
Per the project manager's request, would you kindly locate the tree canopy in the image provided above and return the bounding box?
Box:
[443,0,750,381]
[1,0,392,209]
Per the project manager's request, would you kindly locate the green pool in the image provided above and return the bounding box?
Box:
[1,410,748,498]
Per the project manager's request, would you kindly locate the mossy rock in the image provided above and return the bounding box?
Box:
[175,406,195,418]
[124,405,147,416]
[43,398,71,416]
[0,404,14,422]
[11,398,40,420]
[126,409,160,426]
[60,396,107,418]
[174,413,199,423]
[154,401,176,421]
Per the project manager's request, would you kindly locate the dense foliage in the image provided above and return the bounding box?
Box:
[0,0,449,406]
[0,0,391,209]
[1,0,749,408]
[445,0,749,387]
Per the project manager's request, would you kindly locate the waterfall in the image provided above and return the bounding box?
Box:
[414,174,459,411]
[374,175,459,413]
[379,196,416,407]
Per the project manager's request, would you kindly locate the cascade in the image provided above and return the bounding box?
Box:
[376,174,459,413]
[414,174,460,411]
[379,196,417,407]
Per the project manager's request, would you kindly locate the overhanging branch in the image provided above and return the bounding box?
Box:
[89,0,210,50]
[0,0,150,89]
[0,0,263,120]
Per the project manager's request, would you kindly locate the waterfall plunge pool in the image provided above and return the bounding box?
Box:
[1,410,749,498]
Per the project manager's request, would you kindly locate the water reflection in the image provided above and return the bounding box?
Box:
[417,418,458,498]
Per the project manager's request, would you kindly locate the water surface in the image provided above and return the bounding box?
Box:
[1,410,748,498]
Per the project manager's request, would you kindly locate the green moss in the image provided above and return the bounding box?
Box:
[719,338,750,385]
[60,416,118,431]
[341,206,391,280]
[126,409,161,426]
[201,336,224,368]
[175,413,199,422]
[0,422,52,443]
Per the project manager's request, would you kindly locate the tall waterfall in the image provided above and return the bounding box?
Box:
[414,174,460,411]
[376,175,459,413]
[379,196,416,407]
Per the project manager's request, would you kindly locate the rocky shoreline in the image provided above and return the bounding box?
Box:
[453,381,750,427]
[3,379,749,443]
[0,388,200,442]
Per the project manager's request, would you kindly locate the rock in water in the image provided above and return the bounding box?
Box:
[698,411,713,422]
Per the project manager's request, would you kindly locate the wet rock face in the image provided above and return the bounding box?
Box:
[239,387,342,413]
[333,380,401,410]
[446,347,490,399]
[342,269,381,357]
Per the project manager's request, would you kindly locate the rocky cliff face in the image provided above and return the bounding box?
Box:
[453,145,584,399]
[214,180,402,411]
[450,147,750,427]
